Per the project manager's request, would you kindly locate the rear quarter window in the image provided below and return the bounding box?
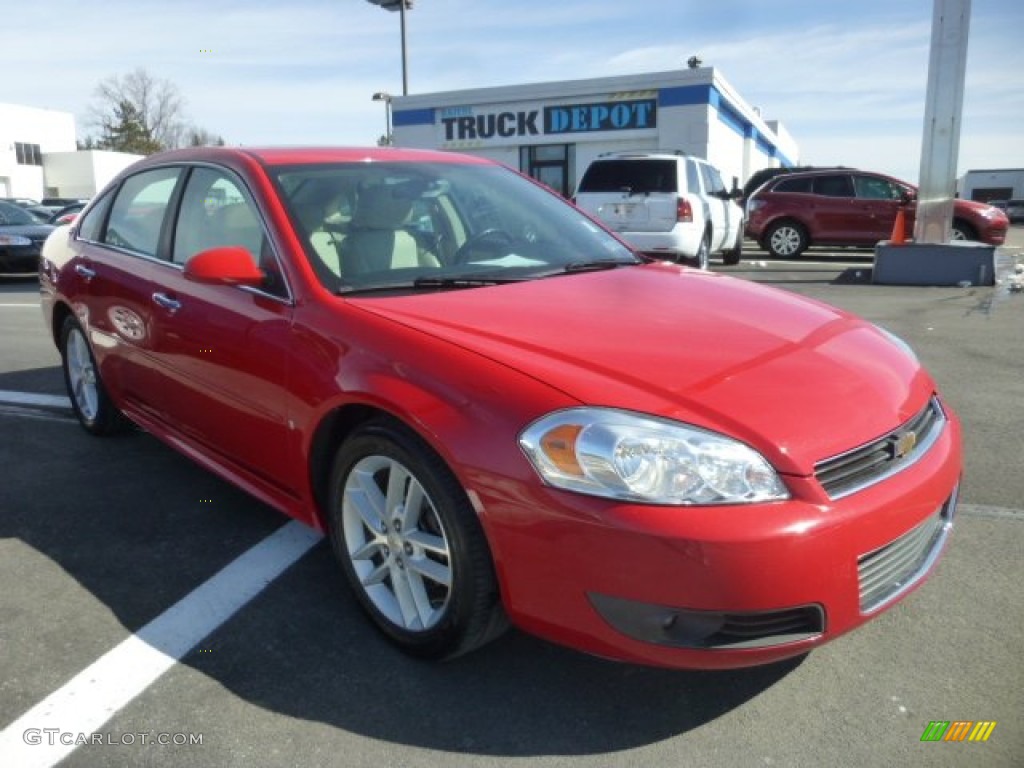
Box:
[772,177,814,194]
[578,160,677,194]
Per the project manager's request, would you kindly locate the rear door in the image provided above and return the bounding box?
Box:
[809,174,857,242]
[575,159,679,233]
[72,166,185,422]
[698,162,739,251]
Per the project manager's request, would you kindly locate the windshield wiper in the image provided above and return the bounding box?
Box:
[560,258,639,273]
[338,275,522,295]
[412,275,525,289]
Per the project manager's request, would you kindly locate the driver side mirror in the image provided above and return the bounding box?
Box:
[184,246,265,287]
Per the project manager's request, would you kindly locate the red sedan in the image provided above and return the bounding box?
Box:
[39,147,961,669]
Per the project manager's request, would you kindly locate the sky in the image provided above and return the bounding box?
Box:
[4,0,1023,184]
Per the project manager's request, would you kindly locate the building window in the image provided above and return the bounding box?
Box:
[520,144,575,197]
[15,142,43,166]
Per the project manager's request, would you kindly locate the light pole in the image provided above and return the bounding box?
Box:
[372,91,393,145]
[366,0,413,96]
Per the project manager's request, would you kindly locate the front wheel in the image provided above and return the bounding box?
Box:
[60,316,129,436]
[950,220,978,242]
[327,419,507,659]
[765,221,808,259]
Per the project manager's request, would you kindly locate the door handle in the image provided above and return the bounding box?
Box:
[74,263,96,282]
[152,292,182,313]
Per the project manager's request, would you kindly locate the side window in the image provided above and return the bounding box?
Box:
[685,159,702,195]
[76,193,114,242]
[773,177,813,193]
[700,163,726,196]
[853,175,902,200]
[104,167,182,257]
[173,167,286,298]
[813,175,854,198]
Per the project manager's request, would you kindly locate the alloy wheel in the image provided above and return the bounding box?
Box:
[341,455,452,632]
[66,327,99,422]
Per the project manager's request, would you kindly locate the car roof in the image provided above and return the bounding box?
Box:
[594,150,693,161]
[131,146,494,168]
[761,167,911,187]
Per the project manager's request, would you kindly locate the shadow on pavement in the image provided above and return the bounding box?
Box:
[1,415,803,757]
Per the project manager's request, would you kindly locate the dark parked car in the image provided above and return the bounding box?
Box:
[40,197,90,209]
[0,200,55,274]
[48,202,87,225]
[1003,199,1024,224]
[0,197,57,223]
[746,169,1010,258]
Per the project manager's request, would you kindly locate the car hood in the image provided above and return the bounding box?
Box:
[954,198,1007,218]
[349,263,933,475]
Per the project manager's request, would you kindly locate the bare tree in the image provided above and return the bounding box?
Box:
[86,68,223,151]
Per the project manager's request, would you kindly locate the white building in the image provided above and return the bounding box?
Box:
[1,102,141,201]
[0,103,76,199]
[391,68,799,197]
[959,169,1024,202]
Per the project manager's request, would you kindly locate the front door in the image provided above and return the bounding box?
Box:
[149,167,297,496]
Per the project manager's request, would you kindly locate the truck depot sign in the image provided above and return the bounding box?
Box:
[440,97,657,143]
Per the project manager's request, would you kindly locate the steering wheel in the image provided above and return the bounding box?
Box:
[452,228,513,264]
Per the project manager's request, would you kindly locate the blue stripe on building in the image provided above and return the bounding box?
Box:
[393,108,435,127]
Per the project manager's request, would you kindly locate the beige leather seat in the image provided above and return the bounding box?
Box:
[340,185,438,276]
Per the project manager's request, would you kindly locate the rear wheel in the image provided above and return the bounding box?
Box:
[765,221,808,258]
[722,225,743,266]
[327,418,507,660]
[690,230,711,270]
[60,316,129,436]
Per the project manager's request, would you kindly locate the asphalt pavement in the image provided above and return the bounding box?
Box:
[0,230,1021,768]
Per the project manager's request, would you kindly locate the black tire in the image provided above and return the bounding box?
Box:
[765,220,808,259]
[327,418,507,660]
[688,230,711,270]
[951,219,978,242]
[722,225,743,266]
[59,316,129,436]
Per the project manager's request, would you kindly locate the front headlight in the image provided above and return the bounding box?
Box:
[0,234,32,246]
[519,408,789,505]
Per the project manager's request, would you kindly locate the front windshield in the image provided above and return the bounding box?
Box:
[271,161,636,292]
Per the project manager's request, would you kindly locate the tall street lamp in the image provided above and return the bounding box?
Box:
[366,0,413,95]
[372,91,393,145]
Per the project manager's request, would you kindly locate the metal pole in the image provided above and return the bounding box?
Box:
[399,1,408,95]
[386,98,392,144]
[914,0,972,243]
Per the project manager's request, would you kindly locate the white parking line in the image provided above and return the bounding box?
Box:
[0,391,71,409]
[0,303,40,307]
[0,520,323,768]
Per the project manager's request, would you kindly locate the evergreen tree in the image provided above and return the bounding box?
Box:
[97,100,164,155]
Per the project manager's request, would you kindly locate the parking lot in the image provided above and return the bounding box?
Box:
[2,233,1022,768]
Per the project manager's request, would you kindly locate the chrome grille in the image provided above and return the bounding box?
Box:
[815,397,945,499]
[858,489,956,613]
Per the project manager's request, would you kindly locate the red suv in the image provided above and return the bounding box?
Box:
[746,169,1009,258]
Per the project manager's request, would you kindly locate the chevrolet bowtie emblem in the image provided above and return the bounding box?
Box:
[894,430,917,459]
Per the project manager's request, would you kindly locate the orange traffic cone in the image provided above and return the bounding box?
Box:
[890,207,907,245]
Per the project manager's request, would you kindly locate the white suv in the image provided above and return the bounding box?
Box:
[573,151,744,269]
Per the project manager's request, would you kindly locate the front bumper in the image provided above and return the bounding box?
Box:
[0,246,42,274]
[477,404,962,669]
